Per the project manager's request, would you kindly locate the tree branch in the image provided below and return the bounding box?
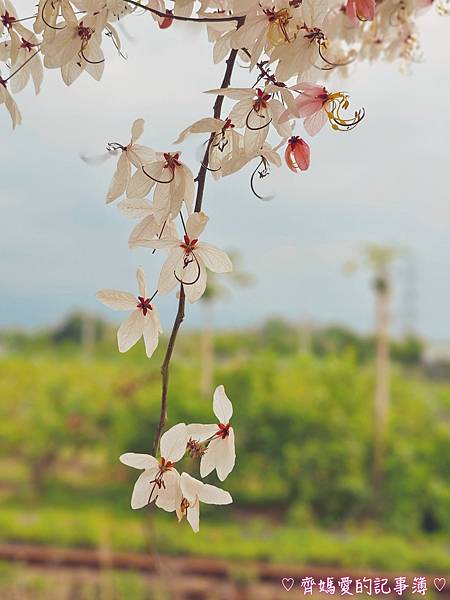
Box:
[194,45,240,212]
[152,286,185,456]
[151,42,242,454]
[124,0,241,24]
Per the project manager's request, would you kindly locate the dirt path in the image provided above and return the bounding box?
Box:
[0,543,447,600]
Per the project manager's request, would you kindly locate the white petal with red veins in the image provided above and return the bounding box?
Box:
[136,267,146,297]
[160,423,188,463]
[195,243,232,273]
[187,423,217,442]
[213,385,233,423]
[131,118,144,143]
[216,429,235,482]
[117,310,144,352]
[199,483,232,505]
[96,290,137,311]
[120,453,159,470]
[131,468,159,509]
[186,212,209,240]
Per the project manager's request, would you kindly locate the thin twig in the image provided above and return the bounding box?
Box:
[151,39,243,454]
[194,44,241,212]
[124,0,241,23]
[152,286,186,456]
[4,49,42,83]
[242,48,286,88]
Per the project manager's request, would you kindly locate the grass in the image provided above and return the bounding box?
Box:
[0,502,448,573]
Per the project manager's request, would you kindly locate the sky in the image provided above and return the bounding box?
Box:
[0,9,449,338]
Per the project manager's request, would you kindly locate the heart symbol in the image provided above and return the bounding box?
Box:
[434,578,446,592]
[282,578,295,592]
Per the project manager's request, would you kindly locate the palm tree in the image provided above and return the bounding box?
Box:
[346,244,405,495]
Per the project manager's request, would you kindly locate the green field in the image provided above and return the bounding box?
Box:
[0,323,449,575]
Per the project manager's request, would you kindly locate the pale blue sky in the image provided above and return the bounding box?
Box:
[0,13,449,338]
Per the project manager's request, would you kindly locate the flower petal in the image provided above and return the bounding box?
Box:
[199,437,220,478]
[120,453,159,470]
[106,152,130,203]
[131,118,144,143]
[195,244,232,273]
[213,385,233,423]
[131,469,159,509]
[96,290,137,311]
[198,483,232,505]
[117,310,144,353]
[216,428,236,482]
[180,472,203,502]
[186,212,209,240]
[186,499,200,532]
[136,267,146,297]
[187,423,217,442]
[142,309,161,359]
[155,469,180,512]
[158,248,184,295]
[160,423,188,462]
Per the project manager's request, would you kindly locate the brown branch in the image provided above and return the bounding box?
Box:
[194,43,241,212]
[152,286,186,456]
[151,40,242,454]
[242,48,286,88]
[124,0,241,23]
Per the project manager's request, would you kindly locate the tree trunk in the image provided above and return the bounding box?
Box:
[372,283,391,494]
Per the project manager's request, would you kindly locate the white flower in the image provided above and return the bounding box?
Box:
[187,385,235,481]
[205,86,290,155]
[96,267,162,358]
[174,116,243,179]
[8,35,43,95]
[106,118,156,203]
[131,212,233,304]
[231,1,303,68]
[120,423,188,510]
[0,77,21,128]
[175,472,232,532]
[127,151,195,223]
[41,7,106,86]
[117,197,178,247]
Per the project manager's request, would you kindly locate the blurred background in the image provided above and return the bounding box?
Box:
[0,5,449,600]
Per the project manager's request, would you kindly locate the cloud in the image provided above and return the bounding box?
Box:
[0,9,449,337]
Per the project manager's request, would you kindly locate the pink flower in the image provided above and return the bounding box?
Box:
[280,83,329,136]
[280,84,365,135]
[345,0,376,23]
[285,136,310,172]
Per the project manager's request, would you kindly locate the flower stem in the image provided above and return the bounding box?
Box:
[151,43,242,454]
[152,285,186,456]
[124,0,241,23]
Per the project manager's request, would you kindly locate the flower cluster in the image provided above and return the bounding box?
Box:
[0,0,446,135]
[3,0,445,531]
[120,386,235,532]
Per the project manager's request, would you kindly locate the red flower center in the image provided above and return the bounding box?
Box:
[217,423,230,439]
[180,234,198,254]
[20,37,34,51]
[253,88,271,112]
[159,457,174,472]
[78,22,93,42]
[163,152,181,171]
[1,11,16,29]
[302,25,325,44]
[137,296,152,316]
[223,118,234,130]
